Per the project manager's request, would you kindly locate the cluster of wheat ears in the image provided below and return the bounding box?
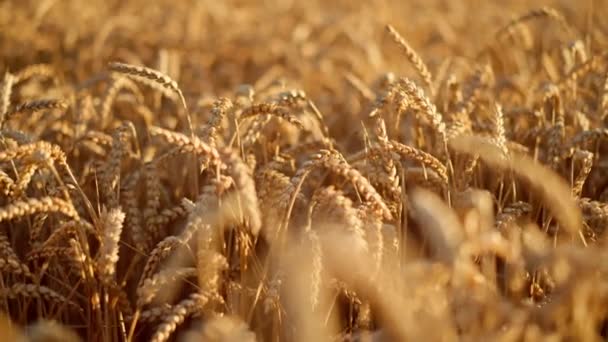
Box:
[1,0,608,341]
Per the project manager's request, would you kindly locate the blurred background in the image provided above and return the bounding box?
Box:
[1,1,603,91]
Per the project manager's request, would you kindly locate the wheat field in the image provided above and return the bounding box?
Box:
[1,0,608,341]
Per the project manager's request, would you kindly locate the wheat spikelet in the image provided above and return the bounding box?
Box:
[143,163,162,239]
[305,229,323,312]
[492,103,508,156]
[0,257,33,278]
[384,140,448,184]
[0,283,81,312]
[149,292,213,342]
[396,77,446,139]
[137,267,197,307]
[0,72,14,128]
[108,62,183,104]
[558,54,605,89]
[495,201,532,231]
[101,122,133,208]
[96,207,125,282]
[26,247,74,262]
[28,213,47,245]
[578,198,608,237]
[368,82,399,119]
[78,130,113,148]
[368,118,401,204]
[13,63,57,84]
[447,68,487,135]
[275,89,307,107]
[240,102,304,128]
[564,128,608,153]
[386,25,434,95]
[146,200,193,239]
[255,167,301,239]
[67,237,92,280]
[357,203,385,274]
[222,150,261,235]
[240,115,272,147]
[139,219,199,284]
[5,99,67,120]
[0,170,14,196]
[311,150,392,220]
[0,197,77,222]
[10,162,41,198]
[311,186,367,253]
[108,61,194,136]
[139,237,182,286]
[360,161,402,206]
[2,141,67,166]
[39,220,96,250]
[196,250,227,296]
[137,304,173,323]
[0,232,32,277]
[121,170,148,252]
[149,126,221,164]
[496,6,572,38]
[202,97,233,147]
[99,76,144,126]
[571,149,593,198]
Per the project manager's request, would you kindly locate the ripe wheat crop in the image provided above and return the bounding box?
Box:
[1,0,608,341]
